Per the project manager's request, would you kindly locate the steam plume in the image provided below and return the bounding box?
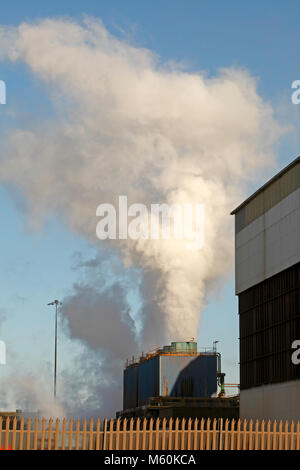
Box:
[0,18,283,413]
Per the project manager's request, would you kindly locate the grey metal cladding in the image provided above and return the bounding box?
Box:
[235,206,246,233]
[234,159,300,233]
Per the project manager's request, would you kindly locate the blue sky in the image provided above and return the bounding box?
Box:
[1,0,300,410]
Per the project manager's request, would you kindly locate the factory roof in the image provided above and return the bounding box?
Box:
[125,342,216,368]
[231,155,300,215]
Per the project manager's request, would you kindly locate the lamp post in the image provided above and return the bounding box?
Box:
[47,300,62,399]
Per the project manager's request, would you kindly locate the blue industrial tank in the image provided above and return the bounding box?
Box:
[160,354,217,398]
[123,363,139,410]
[123,342,218,410]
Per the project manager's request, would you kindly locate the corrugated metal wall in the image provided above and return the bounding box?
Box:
[123,364,139,410]
[235,187,300,294]
[123,352,218,410]
[239,261,300,390]
[235,162,300,233]
[160,355,217,398]
[137,356,159,407]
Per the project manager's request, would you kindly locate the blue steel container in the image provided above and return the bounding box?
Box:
[159,354,217,398]
[137,356,159,407]
[123,342,218,410]
[123,364,139,410]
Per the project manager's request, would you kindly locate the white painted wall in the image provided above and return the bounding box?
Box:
[235,188,300,294]
[240,380,300,421]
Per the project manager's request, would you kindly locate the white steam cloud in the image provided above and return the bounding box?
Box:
[0,17,283,414]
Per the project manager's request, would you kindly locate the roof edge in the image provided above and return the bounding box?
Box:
[231,155,300,215]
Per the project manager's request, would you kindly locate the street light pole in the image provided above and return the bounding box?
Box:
[47,300,62,399]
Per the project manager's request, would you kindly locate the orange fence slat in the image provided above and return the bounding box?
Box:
[0,416,300,450]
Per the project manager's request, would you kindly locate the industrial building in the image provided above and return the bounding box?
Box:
[231,156,300,421]
[118,341,239,420]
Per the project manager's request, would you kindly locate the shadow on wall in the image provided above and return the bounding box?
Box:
[165,355,218,398]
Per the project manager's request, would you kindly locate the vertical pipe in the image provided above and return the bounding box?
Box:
[54,302,58,399]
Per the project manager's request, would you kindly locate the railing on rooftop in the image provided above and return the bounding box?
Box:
[125,345,216,368]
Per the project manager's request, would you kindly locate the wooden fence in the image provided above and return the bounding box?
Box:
[1,417,300,450]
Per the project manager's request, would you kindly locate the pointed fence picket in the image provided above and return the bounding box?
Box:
[0,416,299,450]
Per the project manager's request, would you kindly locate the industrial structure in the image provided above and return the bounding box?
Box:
[231,156,300,421]
[118,341,239,419]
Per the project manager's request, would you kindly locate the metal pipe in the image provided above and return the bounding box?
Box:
[54,301,58,399]
[47,299,61,399]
